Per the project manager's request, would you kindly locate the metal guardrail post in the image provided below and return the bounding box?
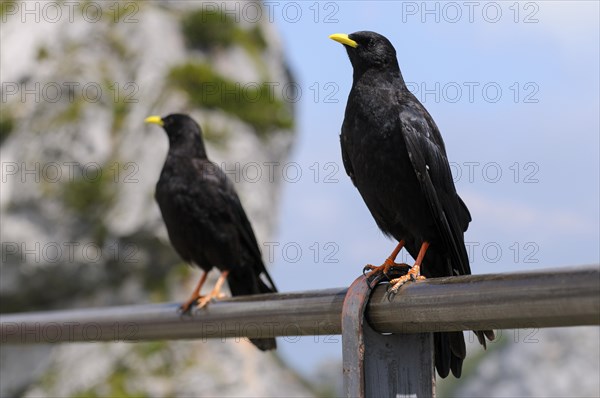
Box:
[342,275,435,398]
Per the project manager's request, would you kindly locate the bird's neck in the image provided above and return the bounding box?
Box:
[168,136,208,159]
[353,67,406,90]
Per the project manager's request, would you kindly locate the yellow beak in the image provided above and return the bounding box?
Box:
[329,33,358,48]
[144,115,164,126]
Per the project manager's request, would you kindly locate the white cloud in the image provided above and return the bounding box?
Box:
[462,190,595,235]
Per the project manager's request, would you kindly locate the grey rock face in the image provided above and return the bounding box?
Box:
[442,327,600,398]
[1,1,307,396]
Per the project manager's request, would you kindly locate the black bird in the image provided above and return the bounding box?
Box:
[330,31,494,377]
[145,114,277,351]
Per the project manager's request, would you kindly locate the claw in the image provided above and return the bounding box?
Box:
[363,260,409,287]
[366,270,385,289]
[388,276,409,294]
[387,263,426,296]
[362,241,408,288]
[179,297,200,315]
[385,287,398,301]
[196,295,213,309]
[363,264,376,277]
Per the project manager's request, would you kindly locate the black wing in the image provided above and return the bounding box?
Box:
[206,161,277,292]
[340,134,356,185]
[399,101,472,276]
[228,184,277,292]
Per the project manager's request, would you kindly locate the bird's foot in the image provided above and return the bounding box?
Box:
[179,295,201,314]
[364,259,410,288]
[196,292,227,308]
[178,292,226,313]
[386,264,426,299]
[197,271,229,309]
[195,291,228,309]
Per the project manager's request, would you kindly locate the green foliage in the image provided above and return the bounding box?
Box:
[182,8,237,50]
[101,0,141,24]
[136,341,168,358]
[234,25,268,54]
[55,98,84,124]
[248,26,267,51]
[168,62,293,136]
[73,388,101,398]
[0,112,14,145]
[62,162,116,240]
[143,260,169,302]
[39,368,59,391]
[181,8,267,53]
[37,46,49,61]
[106,364,135,397]
[0,0,16,19]
[111,98,130,134]
[103,74,134,135]
[62,170,114,213]
[201,122,230,148]
[106,31,130,59]
[134,342,172,376]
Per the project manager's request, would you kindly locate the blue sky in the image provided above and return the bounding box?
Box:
[265,1,600,377]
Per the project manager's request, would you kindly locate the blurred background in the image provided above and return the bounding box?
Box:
[1,1,598,397]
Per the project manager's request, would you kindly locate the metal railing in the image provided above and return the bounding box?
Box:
[1,266,599,397]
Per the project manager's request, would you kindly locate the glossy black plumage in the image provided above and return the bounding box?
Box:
[151,114,277,351]
[332,31,493,377]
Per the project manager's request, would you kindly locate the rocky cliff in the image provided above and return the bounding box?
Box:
[1,1,311,396]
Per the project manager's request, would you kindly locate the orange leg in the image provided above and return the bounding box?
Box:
[388,241,429,295]
[180,271,208,313]
[197,270,230,309]
[363,240,410,287]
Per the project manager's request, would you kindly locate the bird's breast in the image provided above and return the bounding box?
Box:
[342,93,435,240]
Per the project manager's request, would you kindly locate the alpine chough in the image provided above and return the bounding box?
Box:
[145,114,277,351]
[330,31,494,377]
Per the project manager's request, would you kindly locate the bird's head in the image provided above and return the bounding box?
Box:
[145,114,207,157]
[329,31,400,76]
